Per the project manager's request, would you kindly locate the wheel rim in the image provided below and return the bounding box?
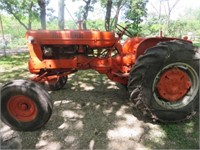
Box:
[153,63,199,109]
[7,95,38,122]
[157,67,191,101]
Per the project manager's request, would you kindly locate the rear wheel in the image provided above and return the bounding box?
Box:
[1,80,53,131]
[128,40,199,122]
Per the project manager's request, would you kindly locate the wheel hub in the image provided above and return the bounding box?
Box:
[7,95,38,122]
[156,67,192,102]
[21,103,29,110]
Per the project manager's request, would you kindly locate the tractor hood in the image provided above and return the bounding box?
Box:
[26,30,116,48]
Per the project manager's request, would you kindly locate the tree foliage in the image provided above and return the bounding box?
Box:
[103,0,128,31]
[0,0,39,30]
[0,0,52,30]
[101,0,148,33]
[1,0,199,44]
[124,0,148,35]
[143,6,200,40]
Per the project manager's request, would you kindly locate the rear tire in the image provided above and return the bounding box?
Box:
[1,80,53,131]
[128,40,199,122]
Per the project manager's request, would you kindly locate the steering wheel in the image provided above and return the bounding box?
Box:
[116,24,133,37]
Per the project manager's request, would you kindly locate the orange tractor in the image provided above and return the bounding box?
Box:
[1,24,199,131]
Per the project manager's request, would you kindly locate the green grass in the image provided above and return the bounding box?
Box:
[143,115,199,149]
[0,53,29,83]
[194,42,200,47]
[0,53,28,65]
[161,116,199,149]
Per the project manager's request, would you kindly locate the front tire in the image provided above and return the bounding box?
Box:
[1,80,53,131]
[128,40,199,122]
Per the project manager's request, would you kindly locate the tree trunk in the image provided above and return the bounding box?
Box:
[105,0,112,31]
[28,2,33,30]
[58,0,65,29]
[83,0,91,30]
[38,0,46,29]
[113,0,124,30]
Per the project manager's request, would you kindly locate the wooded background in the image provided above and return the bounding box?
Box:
[0,0,200,49]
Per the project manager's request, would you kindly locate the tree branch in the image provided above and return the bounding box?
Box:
[149,2,160,15]
[4,1,29,30]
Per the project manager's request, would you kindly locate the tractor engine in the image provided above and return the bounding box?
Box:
[41,44,114,59]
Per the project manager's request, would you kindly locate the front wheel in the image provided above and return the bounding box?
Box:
[1,80,53,131]
[128,40,199,122]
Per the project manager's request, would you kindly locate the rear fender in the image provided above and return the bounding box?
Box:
[135,37,192,58]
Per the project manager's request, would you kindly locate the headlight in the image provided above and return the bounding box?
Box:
[28,36,34,44]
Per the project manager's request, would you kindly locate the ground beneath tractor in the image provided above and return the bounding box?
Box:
[0,51,199,149]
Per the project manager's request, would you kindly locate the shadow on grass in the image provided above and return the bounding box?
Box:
[0,68,29,83]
